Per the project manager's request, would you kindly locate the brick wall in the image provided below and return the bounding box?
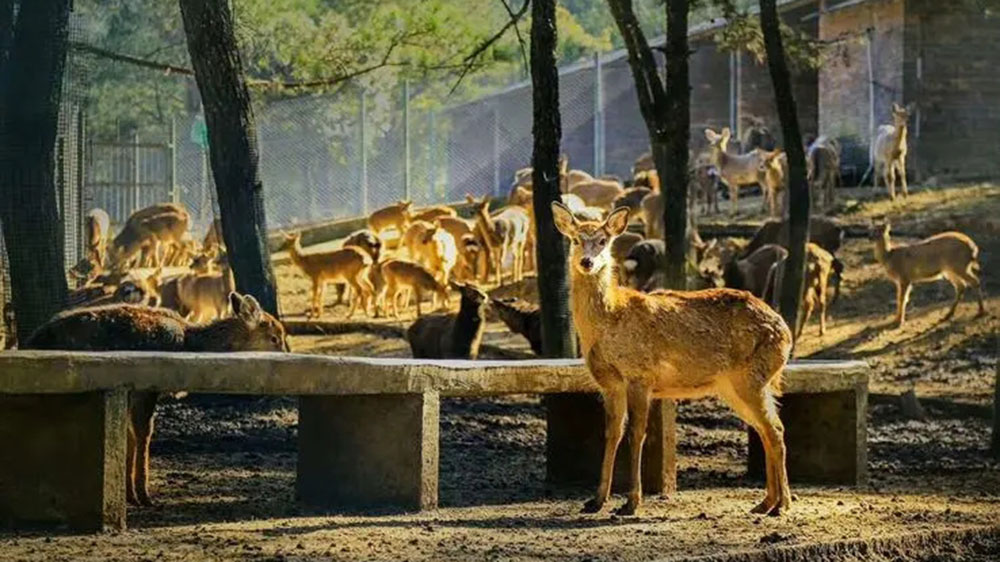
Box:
[905,0,1000,181]
[819,0,905,176]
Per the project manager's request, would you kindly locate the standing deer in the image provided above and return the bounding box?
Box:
[806,136,841,211]
[283,232,375,319]
[108,203,191,270]
[84,208,111,268]
[871,222,985,327]
[551,202,793,517]
[25,293,288,507]
[704,128,779,217]
[367,200,413,237]
[872,103,911,200]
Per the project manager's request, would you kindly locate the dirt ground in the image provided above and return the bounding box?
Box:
[4,184,999,561]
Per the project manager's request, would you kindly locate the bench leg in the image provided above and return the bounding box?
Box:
[297,392,439,511]
[748,384,868,486]
[0,390,127,532]
[545,394,677,495]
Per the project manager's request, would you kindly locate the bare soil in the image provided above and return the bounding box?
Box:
[3,184,998,561]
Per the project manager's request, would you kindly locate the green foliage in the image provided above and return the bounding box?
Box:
[72,0,618,140]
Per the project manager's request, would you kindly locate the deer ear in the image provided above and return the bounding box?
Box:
[230,292,263,326]
[550,202,577,238]
[605,206,630,237]
[721,127,732,142]
[704,129,717,142]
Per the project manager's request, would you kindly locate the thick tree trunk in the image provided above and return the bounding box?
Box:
[661,0,690,290]
[608,0,687,290]
[0,0,15,67]
[0,0,71,343]
[531,0,576,359]
[179,0,279,316]
[759,0,809,335]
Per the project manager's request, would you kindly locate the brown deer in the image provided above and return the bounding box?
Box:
[283,232,375,318]
[411,205,457,224]
[764,243,835,337]
[25,292,288,507]
[368,200,413,237]
[704,128,779,217]
[176,260,236,323]
[406,283,488,359]
[806,136,840,211]
[84,208,111,267]
[871,222,985,327]
[872,103,910,200]
[551,202,793,517]
[108,203,191,269]
[378,259,450,318]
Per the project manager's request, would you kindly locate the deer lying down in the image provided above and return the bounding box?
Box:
[871,223,985,327]
[406,283,488,359]
[552,203,793,517]
[25,293,288,507]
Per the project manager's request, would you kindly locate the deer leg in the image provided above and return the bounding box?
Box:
[943,273,965,320]
[344,280,360,319]
[415,288,423,317]
[582,382,626,514]
[819,279,829,336]
[126,418,139,505]
[960,265,986,317]
[896,281,912,327]
[887,166,897,200]
[797,299,814,340]
[720,375,790,516]
[131,391,159,507]
[898,161,908,197]
[729,182,739,216]
[615,384,652,516]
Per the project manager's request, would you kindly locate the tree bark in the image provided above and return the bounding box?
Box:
[531,0,576,358]
[607,0,687,290]
[661,0,690,290]
[759,0,809,335]
[179,0,279,316]
[0,0,15,68]
[0,0,72,343]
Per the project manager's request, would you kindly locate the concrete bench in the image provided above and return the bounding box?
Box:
[0,352,868,532]
[747,359,870,486]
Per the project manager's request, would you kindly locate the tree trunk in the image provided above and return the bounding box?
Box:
[530,0,576,359]
[992,336,999,459]
[661,0,690,290]
[0,0,15,67]
[179,0,279,316]
[759,0,809,335]
[607,0,687,291]
[0,0,71,343]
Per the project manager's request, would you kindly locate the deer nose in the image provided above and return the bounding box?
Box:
[579,257,594,270]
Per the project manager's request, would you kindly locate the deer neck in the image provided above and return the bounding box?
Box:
[873,236,892,265]
[183,319,245,352]
[893,123,907,154]
[287,239,309,271]
[569,262,621,344]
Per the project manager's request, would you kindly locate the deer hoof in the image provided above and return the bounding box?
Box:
[751,498,785,516]
[614,500,640,517]
[581,498,605,514]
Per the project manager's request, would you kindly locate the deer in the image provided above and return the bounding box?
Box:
[757,149,787,218]
[806,136,841,211]
[202,218,224,257]
[282,232,375,319]
[368,200,413,237]
[84,208,111,269]
[406,283,488,359]
[872,103,911,200]
[551,202,793,517]
[870,222,985,327]
[25,292,288,507]
[704,128,781,217]
[436,216,480,282]
[411,205,457,224]
[765,243,835,338]
[378,259,450,318]
[402,221,459,284]
[176,260,236,323]
[570,178,626,209]
[467,195,513,286]
[108,204,191,270]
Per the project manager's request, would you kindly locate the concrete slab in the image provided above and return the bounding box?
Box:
[0,390,127,532]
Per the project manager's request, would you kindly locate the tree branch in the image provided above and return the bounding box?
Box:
[448,0,530,95]
[501,0,530,75]
[606,0,667,132]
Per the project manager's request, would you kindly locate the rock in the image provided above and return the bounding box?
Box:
[899,388,928,421]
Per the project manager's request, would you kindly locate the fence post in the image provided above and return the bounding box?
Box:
[360,89,368,215]
[131,131,140,213]
[168,117,178,204]
[403,79,411,201]
[492,102,500,197]
[593,52,603,176]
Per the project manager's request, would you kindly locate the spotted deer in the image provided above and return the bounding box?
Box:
[25,292,288,507]
[551,202,793,517]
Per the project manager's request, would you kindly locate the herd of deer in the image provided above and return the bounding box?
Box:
[2,100,986,517]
